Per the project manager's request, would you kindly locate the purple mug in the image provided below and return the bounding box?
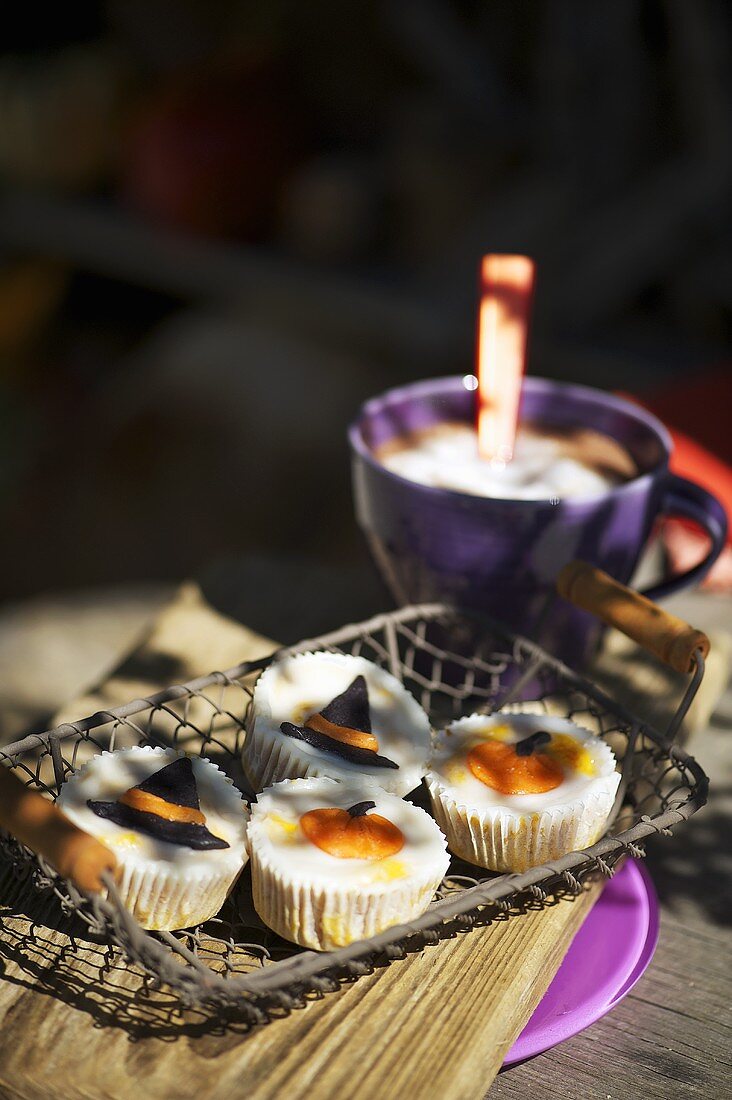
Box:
[349,376,727,667]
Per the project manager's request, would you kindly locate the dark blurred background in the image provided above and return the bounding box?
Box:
[0,0,730,602]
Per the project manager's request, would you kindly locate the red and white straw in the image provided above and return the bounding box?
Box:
[475,254,536,463]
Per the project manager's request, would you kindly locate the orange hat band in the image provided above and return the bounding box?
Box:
[119,788,206,825]
[305,713,379,753]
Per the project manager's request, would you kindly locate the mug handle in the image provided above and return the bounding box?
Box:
[640,473,728,601]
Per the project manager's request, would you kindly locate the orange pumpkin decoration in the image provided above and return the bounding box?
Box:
[304,712,378,752]
[467,734,563,796]
[300,802,404,859]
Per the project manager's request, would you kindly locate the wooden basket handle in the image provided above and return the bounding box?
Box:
[556,560,710,674]
[0,765,116,893]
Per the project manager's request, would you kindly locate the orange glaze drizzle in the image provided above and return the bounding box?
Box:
[305,712,379,753]
[300,807,404,859]
[119,788,206,825]
[467,740,563,795]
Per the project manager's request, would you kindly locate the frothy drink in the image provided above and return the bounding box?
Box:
[375,421,637,500]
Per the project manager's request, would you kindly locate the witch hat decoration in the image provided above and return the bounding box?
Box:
[280,675,399,769]
[88,756,230,850]
[308,675,374,746]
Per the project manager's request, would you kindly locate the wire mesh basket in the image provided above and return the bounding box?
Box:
[0,596,709,1024]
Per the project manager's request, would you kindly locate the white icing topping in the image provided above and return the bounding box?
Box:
[428,712,619,813]
[248,652,431,792]
[56,746,249,877]
[379,423,622,500]
[249,778,448,888]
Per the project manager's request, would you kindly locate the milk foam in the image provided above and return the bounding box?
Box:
[377,422,635,500]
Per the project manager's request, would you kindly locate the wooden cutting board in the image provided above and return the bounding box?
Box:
[0,583,726,1100]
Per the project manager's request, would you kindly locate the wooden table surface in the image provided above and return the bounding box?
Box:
[0,561,729,1100]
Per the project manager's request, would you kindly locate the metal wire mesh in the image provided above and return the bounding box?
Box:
[0,604,709,1023]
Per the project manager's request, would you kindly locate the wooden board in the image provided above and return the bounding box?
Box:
[0,862,600,1100]
[0,583,725,1100]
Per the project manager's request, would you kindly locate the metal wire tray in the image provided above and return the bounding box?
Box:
[0,603,708,1023]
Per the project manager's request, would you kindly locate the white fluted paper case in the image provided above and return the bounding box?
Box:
[248,778,450,951]
[250,852,446,951]
[56,746,250,930]
[425,706,621,873]
[244,727,322,792]
[425,778,619,873]
[112,855,246,931]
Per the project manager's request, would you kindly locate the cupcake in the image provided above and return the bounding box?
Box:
[56,746,249,930]
[248,777,449,950]
[425,708,620,873]
[243,652,431,796]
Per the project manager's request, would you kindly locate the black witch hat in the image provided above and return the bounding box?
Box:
[88,757,229,850]
[280,675,398,770]
[313,674,372,737]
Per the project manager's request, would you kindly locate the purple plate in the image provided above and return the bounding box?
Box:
[503,860,659,1067]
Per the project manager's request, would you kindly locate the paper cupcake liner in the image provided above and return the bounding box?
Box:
[425,772,620,873]
[242,721,322,791]
[249,846,446,951]
[113,857,246,931]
